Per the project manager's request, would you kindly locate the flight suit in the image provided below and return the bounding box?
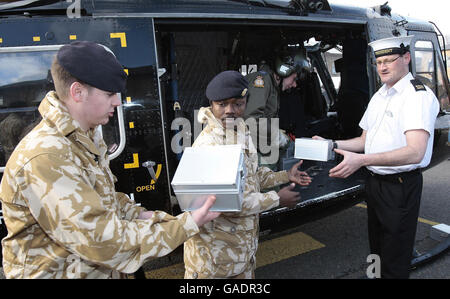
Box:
[244,65,288,169]
[244,64,280,121]
[183,107,289,278]
[0,91,199,278]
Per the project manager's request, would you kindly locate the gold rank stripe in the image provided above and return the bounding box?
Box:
[375,48,393,55]
[145,231,324,279]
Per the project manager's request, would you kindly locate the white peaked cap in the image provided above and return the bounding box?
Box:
[369,36,414,58]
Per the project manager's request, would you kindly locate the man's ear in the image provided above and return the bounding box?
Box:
[69,82,87,103]
[273,73,281,85]
[404,52,412,65]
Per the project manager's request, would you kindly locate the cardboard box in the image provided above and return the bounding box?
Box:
[294,138,335,162]
[171,144,245,212]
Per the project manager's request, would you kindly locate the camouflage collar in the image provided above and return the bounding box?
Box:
[197,106,248,133]
[39,91,79,137]
[197,107,256,153]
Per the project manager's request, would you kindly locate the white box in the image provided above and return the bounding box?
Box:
[171,144,245,212]
[294,138,335,162]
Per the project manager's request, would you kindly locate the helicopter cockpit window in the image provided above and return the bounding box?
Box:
[437,58,450,111]
[412,40,450,111]
[414,40,435,93]
[0,47,57,170]
[322,47,342,93]
[0,46,125,171]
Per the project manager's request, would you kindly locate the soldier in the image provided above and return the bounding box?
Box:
[244,46,311,168]
[0,41,219,279]
[183,71,312,279]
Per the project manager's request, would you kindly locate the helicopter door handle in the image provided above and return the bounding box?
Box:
[142,160,157,181]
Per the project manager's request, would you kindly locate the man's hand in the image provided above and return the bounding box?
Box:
[311,135,325,141]
[288,160,312,186]
[190,195,221,227]
[278,183,301,208]
[329,149,364,178]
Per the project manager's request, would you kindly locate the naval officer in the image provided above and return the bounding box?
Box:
[315,36,439,278]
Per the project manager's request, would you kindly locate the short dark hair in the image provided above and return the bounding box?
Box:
[50,57,91,100]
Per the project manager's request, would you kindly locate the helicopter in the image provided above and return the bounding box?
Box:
[0,0,449,274]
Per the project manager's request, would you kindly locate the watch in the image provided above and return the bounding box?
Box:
[332,140,338,149]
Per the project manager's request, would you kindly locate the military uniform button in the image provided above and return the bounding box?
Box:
[230,226,236,233]
[192,272,198,279]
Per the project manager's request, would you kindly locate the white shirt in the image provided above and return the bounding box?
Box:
[359,72,440,175]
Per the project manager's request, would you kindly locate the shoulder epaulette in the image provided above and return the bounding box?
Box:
[410,79,426,92]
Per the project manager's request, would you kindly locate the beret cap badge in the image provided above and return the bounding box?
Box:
[206,70,249,101]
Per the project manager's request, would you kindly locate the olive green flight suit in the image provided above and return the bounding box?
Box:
[244,65,280,121]
[244,65,286,170]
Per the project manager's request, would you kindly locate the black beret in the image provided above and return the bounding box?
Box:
[57,41,127,93]
[206,71,248,101]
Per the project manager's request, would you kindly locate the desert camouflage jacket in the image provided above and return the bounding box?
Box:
[0,91,199,278]
[183,107,289,278]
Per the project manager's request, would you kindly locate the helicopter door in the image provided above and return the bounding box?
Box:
[0,17,173,214]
